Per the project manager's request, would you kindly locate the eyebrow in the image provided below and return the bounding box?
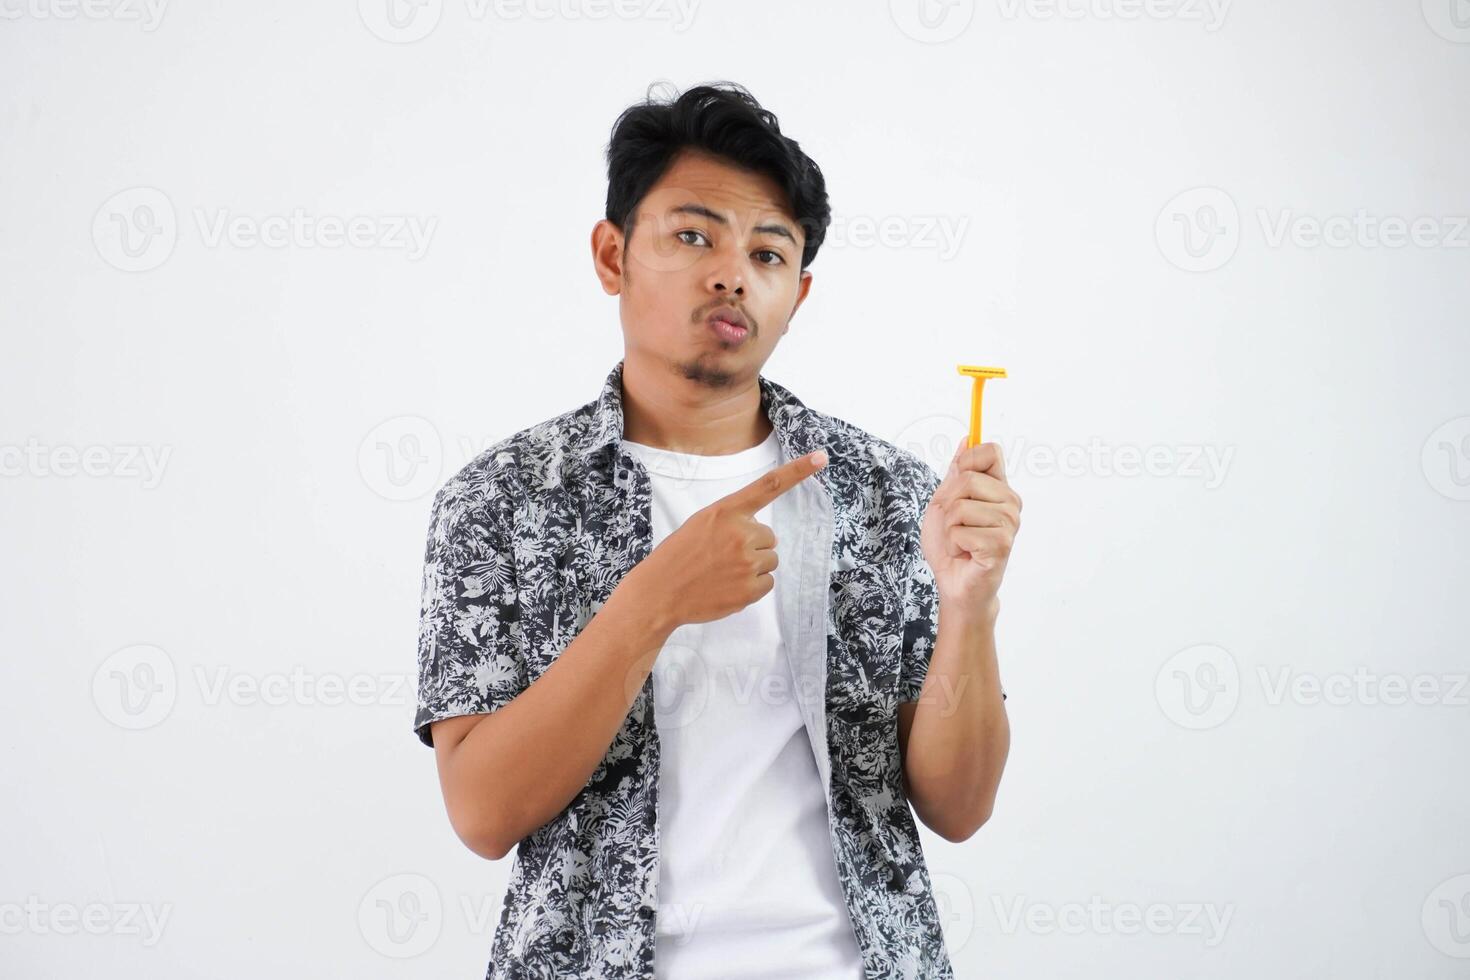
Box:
[669,203,799,246]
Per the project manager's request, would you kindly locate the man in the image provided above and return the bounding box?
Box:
[414,81,1015,979]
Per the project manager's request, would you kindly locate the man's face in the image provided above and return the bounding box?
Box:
[592,148,813,390]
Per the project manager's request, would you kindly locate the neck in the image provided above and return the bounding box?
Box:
[619,352,773,455]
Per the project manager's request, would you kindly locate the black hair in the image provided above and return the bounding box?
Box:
[604,81,832,271]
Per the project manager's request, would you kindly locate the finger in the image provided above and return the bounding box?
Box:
[724,449,828,514]
[978,441,1007,483]
[936,468,1011,513]
[953,440,1003,476]
[958,471,1014,504]
[952,525,1014,561]
[749,522,777,552]
[944,498,1019,531]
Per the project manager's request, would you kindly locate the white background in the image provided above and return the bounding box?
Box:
[3,0,1468,976]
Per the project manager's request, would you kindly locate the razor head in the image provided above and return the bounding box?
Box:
[957,364,1008,379]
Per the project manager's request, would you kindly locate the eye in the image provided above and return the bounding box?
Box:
[675,229,710,247]
[754,249,785,266]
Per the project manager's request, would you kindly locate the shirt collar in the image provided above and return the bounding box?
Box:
[577,358,835,495]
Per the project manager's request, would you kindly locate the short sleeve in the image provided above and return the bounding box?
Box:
[897,550,940,705]
[896,461,1006,706]
[413,483,527,747]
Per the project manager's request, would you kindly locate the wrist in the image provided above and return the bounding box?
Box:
[938,593,1000,631]
[611,565,681,642]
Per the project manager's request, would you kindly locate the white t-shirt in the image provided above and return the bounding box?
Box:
[621,428,865,980]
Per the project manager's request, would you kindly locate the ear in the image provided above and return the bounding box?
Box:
[591,219,626,296]
[790,269,814,317]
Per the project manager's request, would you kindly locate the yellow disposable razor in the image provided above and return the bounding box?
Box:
[956,364,1008,446]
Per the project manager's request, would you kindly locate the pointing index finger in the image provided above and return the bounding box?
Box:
[725,449,828,513]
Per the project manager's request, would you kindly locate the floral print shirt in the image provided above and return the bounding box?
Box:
[414,358,995,978]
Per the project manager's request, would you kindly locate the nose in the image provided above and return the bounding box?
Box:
[709,275,744,296]
[706,256,746,296]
